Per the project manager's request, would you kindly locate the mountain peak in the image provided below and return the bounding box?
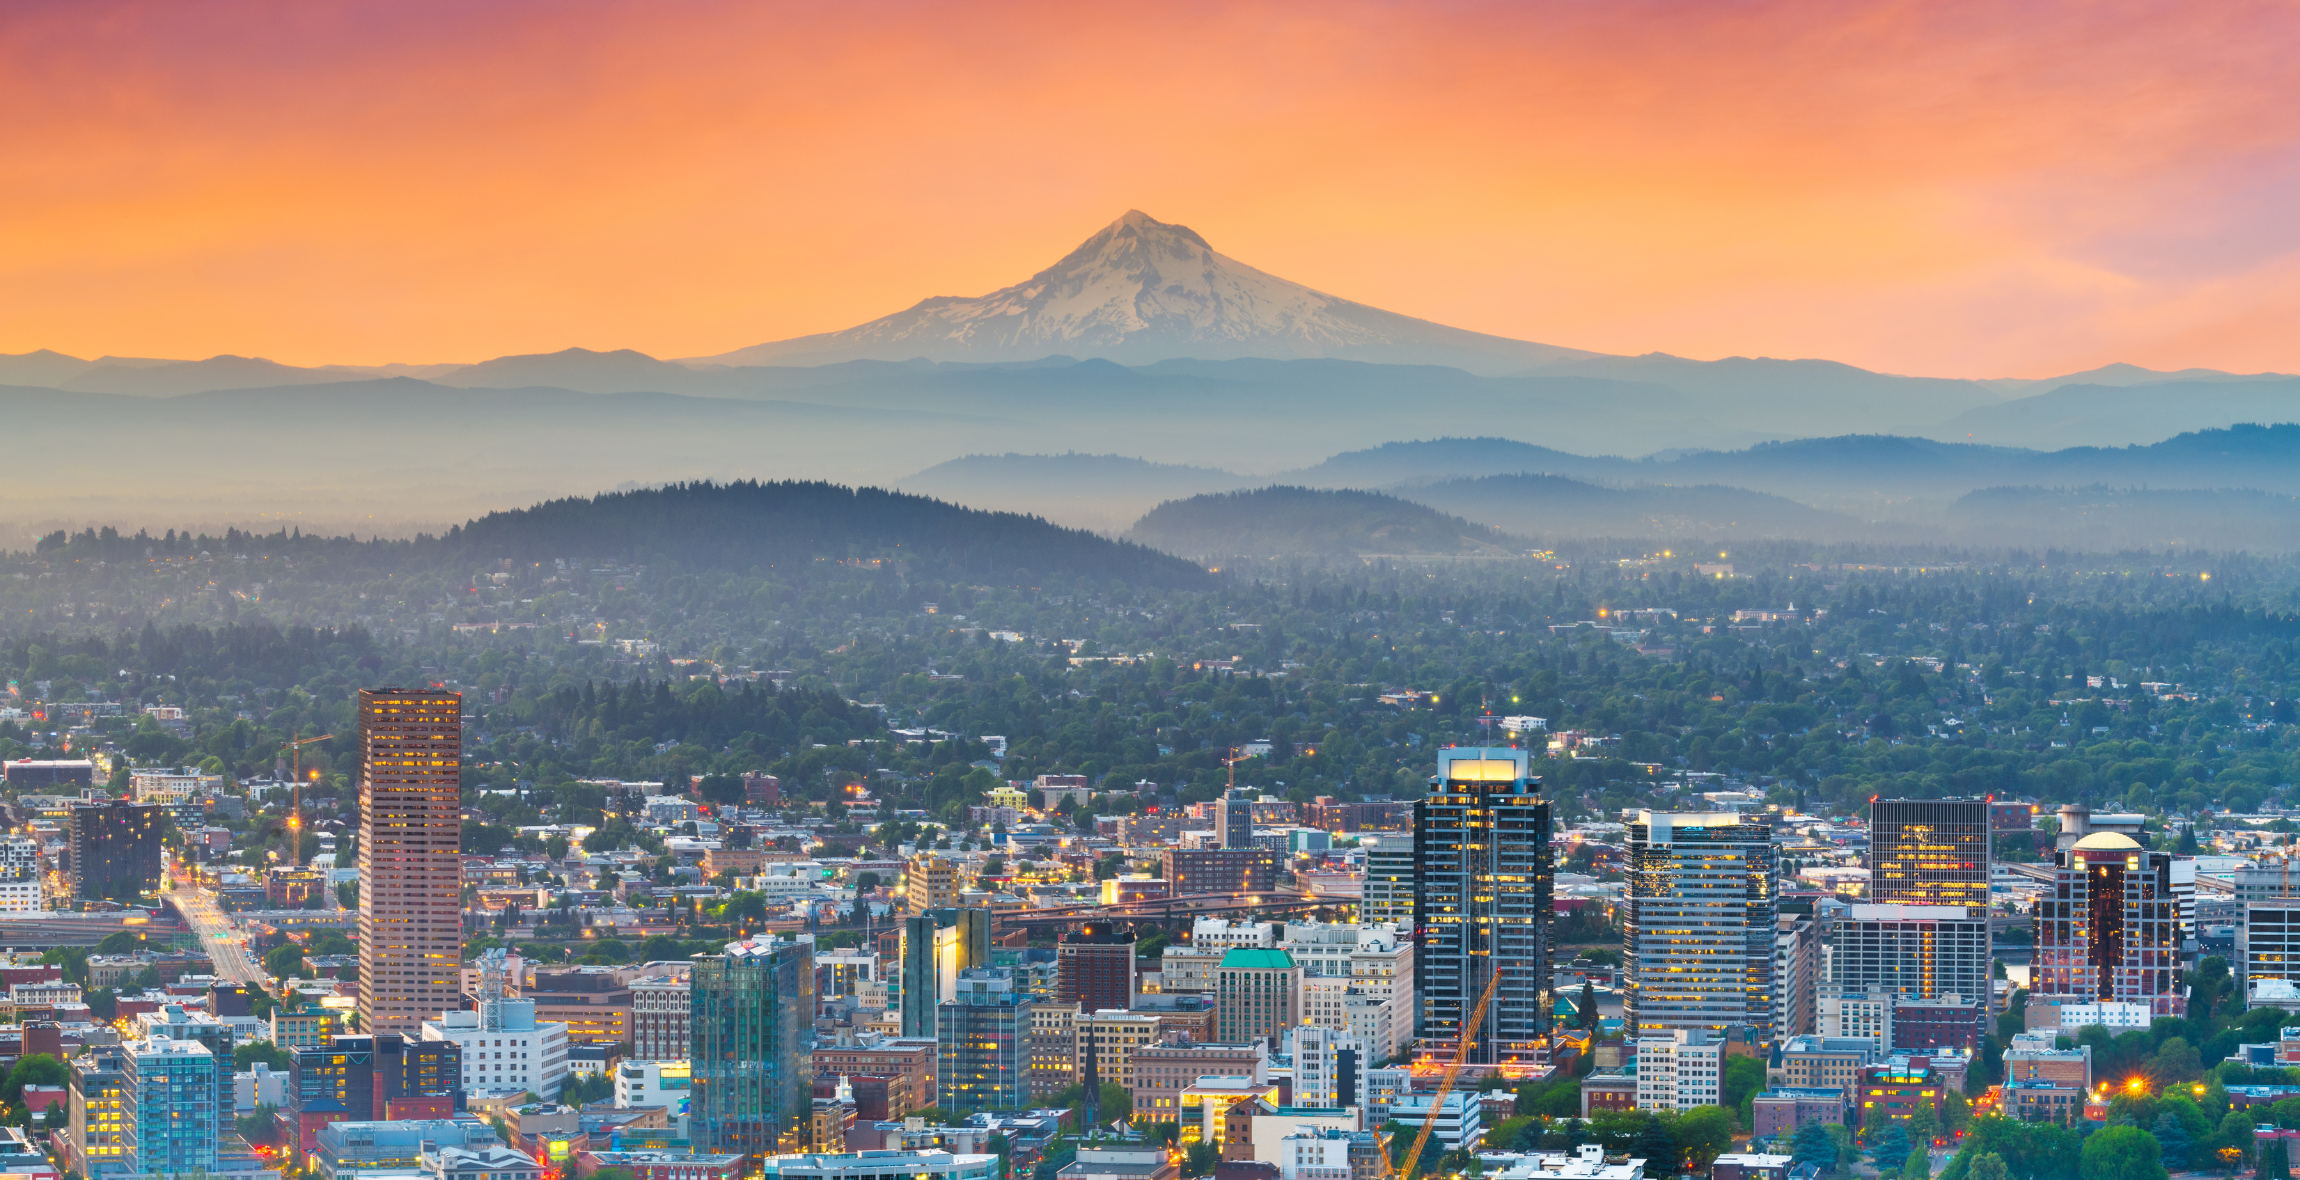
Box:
[697,212,1595,373]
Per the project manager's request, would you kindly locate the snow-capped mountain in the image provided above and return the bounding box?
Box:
[694,210,1596,374]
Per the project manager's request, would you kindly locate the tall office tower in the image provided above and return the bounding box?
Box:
[1869,798,1991,913]
[692,936,816,1158]
[1360,835,1415,928]
[1414,747,1552,1064]
[1624,811,1776,1037]
[1820,903,1991,1002]
[900,909,990,1037]
[1218,788,1255,850]
[1291,1025,1365,1112]
[68,799,162,900]
[1057,924,1140,1013]
[935,968,1033,1114]
[122,1037,218,1174]
[357,688,463,1037]
[2030,832,2185,1017]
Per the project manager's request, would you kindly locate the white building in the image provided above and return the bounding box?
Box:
[1816,986,1894,1047]
[1289,1026,1364,1114]
[1360,836,1414,928]
[0,880,41,913]
[421,1142,543,1180]
[1274,1129,1356,1180]
[0,837,40,882]
[422,949,570,1100]
[1634,1029,1721,1111]
[130,768,223,804]
[1475,1146,1646,1180]
[1387,1092,1482,1151]
[1192,918,1276,951]
[614,1059,691,1137]
[761,1152,997,1180]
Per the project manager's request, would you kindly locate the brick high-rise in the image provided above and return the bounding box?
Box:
[1056,924,1138,1013]
[358,688,464,1037]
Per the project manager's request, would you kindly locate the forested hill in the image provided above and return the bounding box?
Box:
[21,481,1212,589]
[444,481,1208,586]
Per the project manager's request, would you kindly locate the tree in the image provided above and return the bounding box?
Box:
[1873,1123,1913,1167]
[1791,1122,1839,1173]
[3,1055,64,1107]
[2265,1139,2292,1180]
[1722,1056,1766,1130]
[1965,1153,2010,1180]
[2080,1125,2169,1180]
[1579,979,1598,1030]
[1905,1146,1932,1180]
[1670,1107,1734,1170]
[1182,1143,1218,1178]
[1941,1091,1972,1134]
[263,943,305,979]
[235,1042,291,1071]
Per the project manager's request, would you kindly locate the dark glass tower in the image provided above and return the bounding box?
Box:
[69,800,162,900]
[1413,747,1552,1065]
[692,936,816,1160]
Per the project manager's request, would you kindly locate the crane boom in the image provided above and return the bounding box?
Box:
[1394,961,1507,1180]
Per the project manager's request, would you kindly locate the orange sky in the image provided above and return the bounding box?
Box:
[3,0,2296,377]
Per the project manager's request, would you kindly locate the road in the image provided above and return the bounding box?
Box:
[164,858,266,984]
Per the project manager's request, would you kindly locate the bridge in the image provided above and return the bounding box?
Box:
[993,889,1348,937]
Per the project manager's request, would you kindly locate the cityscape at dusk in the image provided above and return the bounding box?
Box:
[4,6,2300,1180]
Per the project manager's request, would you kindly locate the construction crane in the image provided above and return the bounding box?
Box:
[1391,962,1508,1180]
[283,733,334,868]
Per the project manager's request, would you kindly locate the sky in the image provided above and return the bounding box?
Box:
[3,0,2296,378]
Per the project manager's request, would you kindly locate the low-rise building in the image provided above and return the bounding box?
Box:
[576,1150,746,1180]
[423,1142,543,1180]
[1777,1036,1877,1098]
[759,1151,998,1180]
[1386,1092,1481,1153]
[315,1118,502,1180]
[1635,1030,1721,1111]
[1856,1057,1945,1124]
[1749,1088,1842,1140]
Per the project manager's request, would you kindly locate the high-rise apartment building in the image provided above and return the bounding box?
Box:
[2030,832,2185,1017]
[1869,798,1991,914]
[1360,836,1415,928]
[1624,811,1775,1037]
[69,800,163,901]
[1414,747,1552,1064]
[134,1004,233,1137]
[122,1037,218,1174]
[357,688,463,1037]
[1290,1026,1365,1112]
[1822,904,1991,1003]
[68,1044,127,1174]
[1057,925,1139,1013]
[935,967,1032,1114]
[692,936,815,1159]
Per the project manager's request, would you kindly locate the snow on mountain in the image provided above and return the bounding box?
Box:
[694,210,1596,374]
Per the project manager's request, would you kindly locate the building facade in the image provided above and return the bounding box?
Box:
[122,1037,219,1175]
[692,937,816,1159]
[632,974,692,1061]
[2030,832,2185,1017]
[935,968,1032,1114]
[1359,836,1414,929]
[1057,926,1139,1014]
[1163,849,1279,897]
[68,800,163,901]
[357,687,465,1037]
[1821,904,1991,1003]
[1868,798,1992,913]
[422,952,571,1100]
[1214,949,1303,1045]
[1414,748,1552,1064]
[1634,1029,1721,1111]
[1624,811,1775,1037]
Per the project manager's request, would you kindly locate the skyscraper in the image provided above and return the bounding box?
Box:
[2030,831,2184,1017]
[1821,904,1991,1003]
[1413,747,1552,1065]
[691,936,816,1158]
[122,1036,218,1174]
[935,967,1033,1114]
[69,800,162,901]
[1624,811,1775,1037]
[1869,798,1991,913]
[357,688,463,1037]
[900,909,989,1037]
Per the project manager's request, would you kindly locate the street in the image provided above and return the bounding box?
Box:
[163,858,266,984]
